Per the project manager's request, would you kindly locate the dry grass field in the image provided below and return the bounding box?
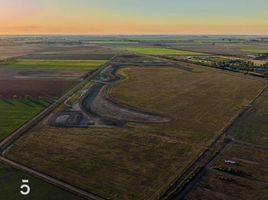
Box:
[0,45,40,60]
[111,67,265,144]
[185,143,268,200]
[229,88,268,146]
[6,64,266,200]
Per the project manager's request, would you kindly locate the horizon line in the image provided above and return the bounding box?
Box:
[1,33,268,37]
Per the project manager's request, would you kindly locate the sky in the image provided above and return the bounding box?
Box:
[0,0,268,35]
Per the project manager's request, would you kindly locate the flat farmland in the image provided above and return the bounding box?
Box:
[0,59,106,71]
[0,69,86,80]
[0,79,75,99]
[242,48,268,54]
[0,45,40,60]
[21,45,117,60]
[185,144,268,200]
[228,88,268,146]
[0,162,83,200]
[168,43,249,56]
[111,67,265,143]
[0,100,50,141]
[117,47,200,55]
[5,61,266,200]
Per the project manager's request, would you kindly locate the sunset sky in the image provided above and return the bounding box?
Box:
[0,0,268,35]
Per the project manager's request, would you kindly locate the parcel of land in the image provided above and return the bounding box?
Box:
[0,35,268,200]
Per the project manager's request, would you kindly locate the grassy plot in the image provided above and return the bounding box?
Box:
[117,47,199,55]
[229,88,268,146]
[6,65,266,200]
[0,59,106,71]
[242,48,268,54]
[0,100,50,141]
[0,162,83,200]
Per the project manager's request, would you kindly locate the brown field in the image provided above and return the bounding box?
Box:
[0,69,86,80]
[5,63,266,200]
[0,79,76,99]
[0,45,40,60]
[21,45,118,60]
[185,143,268,200]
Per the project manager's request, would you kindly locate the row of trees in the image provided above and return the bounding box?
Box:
[215,60,268,76]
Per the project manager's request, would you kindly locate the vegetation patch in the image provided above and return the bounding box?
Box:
[242,48,268,54]
[0,100,50,141]
[0,59,106,71]
[229,88,268,146]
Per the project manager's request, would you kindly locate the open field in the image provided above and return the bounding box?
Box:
[185,143,268,200]
[192,39,249,44]
[21,45,117,60]
[0,162,83,200]
[169,44,244,56]
[84,39,249,45]
[85,40,139,44]
[111,67,265,145]
[5,59,266,200]
[168,43,268,56]
[228,88,268,146]
[242,48,268,54]
[0,100,50,141]
[0,59,106,71]
[0,79,76,99]
[0,45,41,60]
[117,47,200,55]
[0,69,87,80]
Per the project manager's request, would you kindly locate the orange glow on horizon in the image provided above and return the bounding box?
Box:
[1,24,268,35]
[0,0,268,35]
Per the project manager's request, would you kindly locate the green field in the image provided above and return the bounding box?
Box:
[242,48,268,54]
[0,100,50,141]
[0,59,106,71]
[0,162,82,200]
[229,88,268,146]
[117,47,199,55]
